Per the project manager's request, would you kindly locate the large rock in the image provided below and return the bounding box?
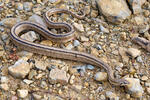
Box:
[49,68,70,84]
[127,0,146,14]
[96,0,131,24]
[8,58,31,78]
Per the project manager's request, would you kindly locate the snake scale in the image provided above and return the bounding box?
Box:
[10,8,129,86]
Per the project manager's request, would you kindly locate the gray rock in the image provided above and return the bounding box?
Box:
[8,58,31,78]
[23,2,33,11]
[49,68,70,84]
[28,14,47,28]
[96,0,131,24]
[125,78,144,98]
[20,31,38,42]
[73,40,80,47]
[17,89,28,99]
[127,0,146,14]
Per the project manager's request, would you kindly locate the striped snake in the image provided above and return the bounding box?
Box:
[10,8,129,86]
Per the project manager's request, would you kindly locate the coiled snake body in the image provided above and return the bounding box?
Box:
[10,8,129,86]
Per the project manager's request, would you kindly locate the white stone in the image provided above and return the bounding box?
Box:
[17,89,28,98]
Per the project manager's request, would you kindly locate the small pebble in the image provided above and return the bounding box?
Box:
[94,72,107,82]
[73,40,80,47]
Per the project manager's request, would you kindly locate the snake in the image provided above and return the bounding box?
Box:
[9,8,129,86]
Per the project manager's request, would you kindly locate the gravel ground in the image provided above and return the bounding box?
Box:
[0,0,150,100]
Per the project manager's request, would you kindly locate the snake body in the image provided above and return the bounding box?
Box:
[10,8,128,86]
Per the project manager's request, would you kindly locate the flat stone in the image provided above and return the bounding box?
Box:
[8,58,31,78]
[49,68,70,84]
[126,48,141,58]
[20,31,38,42]
[125,78,144,98]
[96,0,131,24]
[17,89,28,99]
